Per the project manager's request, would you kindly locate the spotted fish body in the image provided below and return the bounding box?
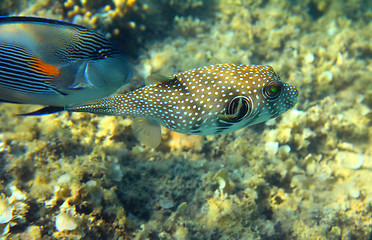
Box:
[68,63,298,147]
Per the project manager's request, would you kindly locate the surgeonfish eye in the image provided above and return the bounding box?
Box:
[263,82,282,100]
[226,96,252,122]
[98,48,111,59]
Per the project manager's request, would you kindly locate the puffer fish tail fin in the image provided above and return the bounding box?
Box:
[18,106,64,116]
[131,117,161,148]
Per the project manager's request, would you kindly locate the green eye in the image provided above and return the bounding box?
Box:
[270,86,278,93]
[263,82,282,100]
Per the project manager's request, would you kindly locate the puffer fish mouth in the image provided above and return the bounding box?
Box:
[289,97,298,108]
[285,84,298,108]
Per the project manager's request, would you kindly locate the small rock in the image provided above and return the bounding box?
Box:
[55,213,77,232]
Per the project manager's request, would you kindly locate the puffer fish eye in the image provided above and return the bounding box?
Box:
[226,96,252,122]
[263,81,282,100]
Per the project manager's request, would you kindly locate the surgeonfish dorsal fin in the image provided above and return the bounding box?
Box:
[145,73,171,86]
[131,117,162,148]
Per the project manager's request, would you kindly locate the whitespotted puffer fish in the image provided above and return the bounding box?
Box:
[0,16,132,106]
[61,63,298,148]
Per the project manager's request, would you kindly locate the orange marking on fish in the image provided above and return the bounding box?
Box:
[29,57,60,77]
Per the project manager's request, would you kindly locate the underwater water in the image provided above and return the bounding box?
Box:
[0,0,371,239]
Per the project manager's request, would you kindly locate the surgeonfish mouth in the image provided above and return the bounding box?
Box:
[0,16,132,107]
[61,63,298,148]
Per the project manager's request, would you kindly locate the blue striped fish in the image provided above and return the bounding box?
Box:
[0,16,132,106]
[64,64,298,148]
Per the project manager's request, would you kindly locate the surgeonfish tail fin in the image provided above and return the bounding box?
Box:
[18,106,65,116]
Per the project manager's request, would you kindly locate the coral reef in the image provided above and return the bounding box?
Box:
[0,0,371,239]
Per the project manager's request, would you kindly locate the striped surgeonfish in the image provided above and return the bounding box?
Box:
[60,63,298,148]
[0,16,132,106]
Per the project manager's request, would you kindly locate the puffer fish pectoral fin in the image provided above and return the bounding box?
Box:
[131,117,161,148]
[17,106,65,116]
[145,73,171,85]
